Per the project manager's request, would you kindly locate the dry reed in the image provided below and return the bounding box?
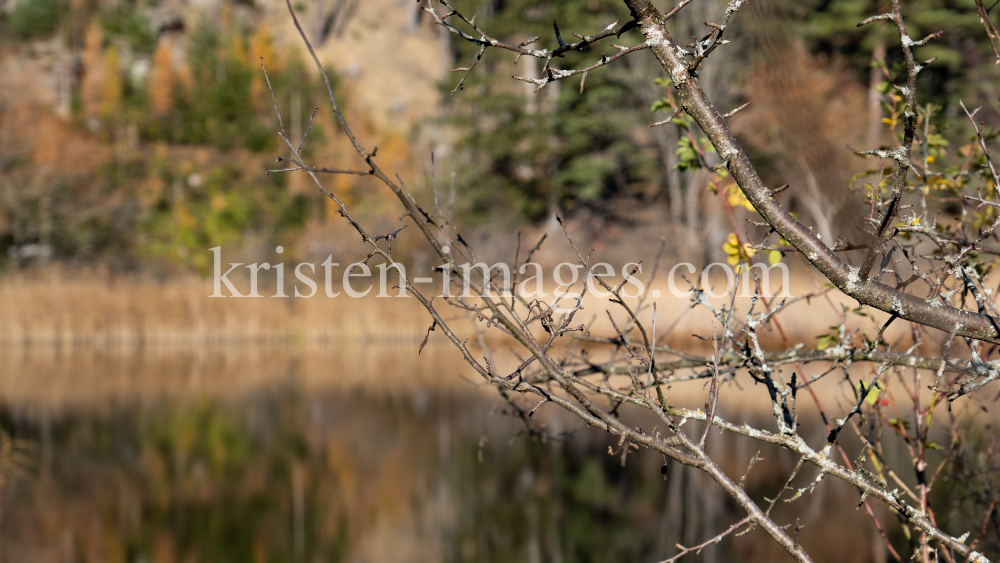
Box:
[0,268,888,348]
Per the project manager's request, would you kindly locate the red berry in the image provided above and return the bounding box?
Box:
[881,399,889,406]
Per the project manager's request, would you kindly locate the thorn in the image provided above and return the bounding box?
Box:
[722,101,751,119]
[650,107,685,127]
[552,18,566,48]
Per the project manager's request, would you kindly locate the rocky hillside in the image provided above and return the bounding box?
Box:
[0,0,453,271]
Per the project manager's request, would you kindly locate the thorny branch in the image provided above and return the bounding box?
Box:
[267,0,1000,561]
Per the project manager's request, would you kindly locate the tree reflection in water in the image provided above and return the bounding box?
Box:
[0,345,987,562]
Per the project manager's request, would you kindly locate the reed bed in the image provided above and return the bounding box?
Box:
[0,270,988,423]
[0,268,896,348]
[0,270,435,347]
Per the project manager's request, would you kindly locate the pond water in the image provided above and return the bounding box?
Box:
[0,343,979,563]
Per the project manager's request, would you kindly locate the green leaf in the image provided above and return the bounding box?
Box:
[927,133,950,147]
[817,334,838,350]
[675,136,702,171]
[651,98,672,113]
[889,418,911,432]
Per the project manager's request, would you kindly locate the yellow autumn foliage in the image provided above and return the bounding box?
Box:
[148,40,176,117]
[722,233,756,265]
[725,184,755,212]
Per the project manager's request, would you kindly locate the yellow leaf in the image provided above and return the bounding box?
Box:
[861,381,882,405]
[928,176,953,190]
[723,233,740,264]
[725,184,755,212]
[723,233,756,265]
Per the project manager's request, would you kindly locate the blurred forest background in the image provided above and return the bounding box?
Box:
[1,0,998,275]
[0,0,1000,563]
[3,2,1000,563]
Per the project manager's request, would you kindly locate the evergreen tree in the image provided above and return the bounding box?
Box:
[794,0,1000,129]
[443,0,659,224]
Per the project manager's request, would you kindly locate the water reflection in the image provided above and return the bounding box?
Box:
[0,344,954,562]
